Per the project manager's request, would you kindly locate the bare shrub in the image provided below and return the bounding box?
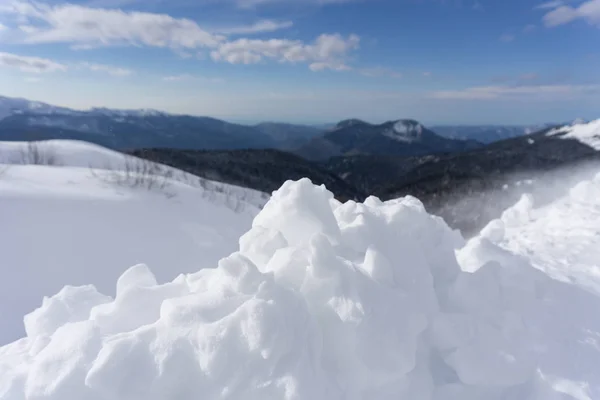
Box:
[20,142,60,166]
[91,155,175,197]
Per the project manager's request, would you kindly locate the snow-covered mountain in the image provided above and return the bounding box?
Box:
[0,95,279,150]
[0,140,267,344]
[0,96,76,121]
[1,167,600,399]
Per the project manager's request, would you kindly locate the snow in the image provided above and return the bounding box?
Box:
[0,140,267,206]
[0,95,169,122]
[0,96,78,121]
[0,140,267,344]
[547,118,600,150]
[384,120,424,143]
[2,153,600,399]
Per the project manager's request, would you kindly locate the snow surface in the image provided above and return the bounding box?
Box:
[2,167,600,399]
[547,118,600,150]
[0,140,267,344]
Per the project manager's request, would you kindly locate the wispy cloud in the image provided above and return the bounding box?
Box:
[79,62,133,76]
[472,1,484,11]
[542,0,600,27]
[430,84,600,100]
[499,33,516,42]
[24,76,42,82]
[535,0,565,9]
[215,20,294,35]
[359,67,402,78]
[162,74,224,82]
[233,0,358,8]
[523,24,537,32]
[0,51,67,73]
[163,74,193,82]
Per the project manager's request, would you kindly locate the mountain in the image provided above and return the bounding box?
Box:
[127,120,600,237]
[432,124,558,144]
[0,95,279,151]
[128,148,365,202]
[363,121,600,236]
[0,95,75,120]
[295,119,481,161]
[253,122,324,150]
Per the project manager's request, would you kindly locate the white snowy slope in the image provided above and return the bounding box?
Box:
[2,170,600,399]
[547,118,600,150]
[459,168,600,296]
[0,140,267,345]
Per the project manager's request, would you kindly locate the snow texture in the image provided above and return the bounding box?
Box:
[383,120,424,142]
[0,140,266,344]
[547,118,600,150]
[2,167,600,399]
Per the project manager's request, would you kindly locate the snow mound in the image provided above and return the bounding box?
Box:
[2,178,599,399]
[547,118,600,150]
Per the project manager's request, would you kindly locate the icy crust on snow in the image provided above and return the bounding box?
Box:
[1,178,599,400]
[547,118,600,150]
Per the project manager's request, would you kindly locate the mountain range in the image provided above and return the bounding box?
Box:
[2,94,597,236]
[430,124,560,144]
[0,95,547,157]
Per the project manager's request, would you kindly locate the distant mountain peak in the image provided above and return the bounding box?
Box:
[572,118,588,126]
[383,119,425,143]
[335,119,369,129]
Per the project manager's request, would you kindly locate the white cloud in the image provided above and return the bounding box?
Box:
[216,20,293,35]
[1,0,223,49]
[163,74,193,82]
[210,33,360,71]
[309,60,351,71]
[1,1,362,72]
[79,62,133,76]
[0,23,7,31]
[523,24,537,32]
[359,67,402,78]
[543,0,600,27]
[0,51,67,73]
[499,33,515,42]
[430,84,600,100]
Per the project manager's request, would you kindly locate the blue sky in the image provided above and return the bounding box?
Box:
[0,0,598,124]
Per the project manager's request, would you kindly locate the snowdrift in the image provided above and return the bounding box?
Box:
[2,176,600,400]
[0,140,266,344]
